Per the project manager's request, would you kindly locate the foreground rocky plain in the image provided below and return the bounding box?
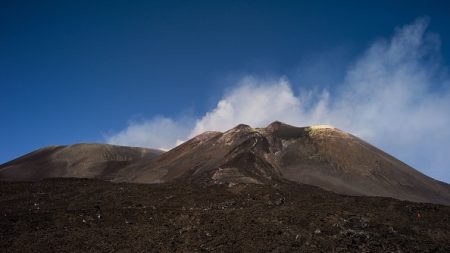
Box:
[1,178,449,252]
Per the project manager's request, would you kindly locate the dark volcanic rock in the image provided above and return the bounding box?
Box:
[0,178,449,252]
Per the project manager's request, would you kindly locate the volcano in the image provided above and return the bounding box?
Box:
[2,122,450,252]
[1,121,449,205]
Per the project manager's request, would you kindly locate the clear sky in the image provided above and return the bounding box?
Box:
[2,1,450,182]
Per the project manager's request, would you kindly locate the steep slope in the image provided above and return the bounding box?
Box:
[114,124,280,184]
[120,121,450,205]
[263,122,450,205]
[0,144,163,181]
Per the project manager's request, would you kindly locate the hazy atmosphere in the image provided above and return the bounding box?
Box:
[2,1,450,183]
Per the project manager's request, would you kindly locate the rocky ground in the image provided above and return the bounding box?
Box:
[1,178,449,252]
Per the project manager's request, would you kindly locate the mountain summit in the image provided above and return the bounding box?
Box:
[1,121,449,205]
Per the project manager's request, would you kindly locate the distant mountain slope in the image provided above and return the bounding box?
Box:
[263,122,450,205]
[0,144,163,181]
[1,122,449,205]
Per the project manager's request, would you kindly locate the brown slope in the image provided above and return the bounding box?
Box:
[120,122,450,205]
[0,143,163,181]
[113,124,284,185]
[263,122,450,205]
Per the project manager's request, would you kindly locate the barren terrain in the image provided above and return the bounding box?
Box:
[1,178,449,252]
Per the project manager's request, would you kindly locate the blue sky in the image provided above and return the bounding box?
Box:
[1,1,450,182]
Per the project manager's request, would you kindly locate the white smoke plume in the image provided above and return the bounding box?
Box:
[106,18,450,182]
[106,117,191,150]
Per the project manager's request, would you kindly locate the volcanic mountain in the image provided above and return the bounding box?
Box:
[1,121,449,205]
[0,144,163,181]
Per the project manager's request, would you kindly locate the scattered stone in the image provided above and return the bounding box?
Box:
[1,178,449,252]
